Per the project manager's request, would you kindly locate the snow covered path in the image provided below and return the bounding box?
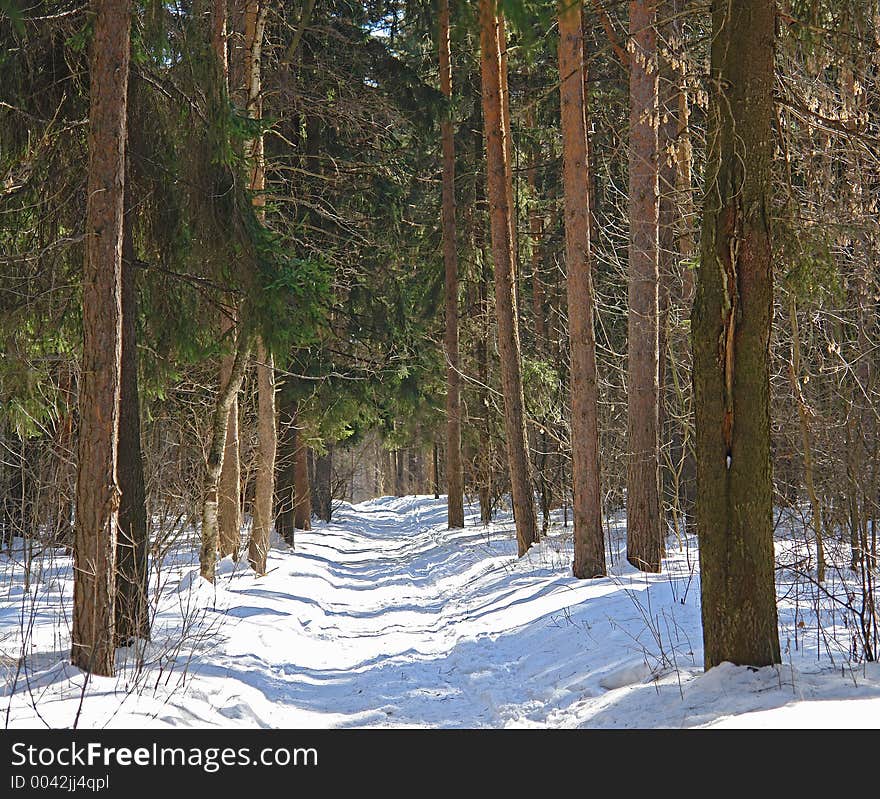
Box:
[3,495,880,728]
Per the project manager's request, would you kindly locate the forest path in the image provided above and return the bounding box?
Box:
[205,494,629,728]
[5,495,880,728]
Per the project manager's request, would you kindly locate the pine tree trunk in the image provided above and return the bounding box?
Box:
[626,0,663,573]
[439,0,465,529]
[72,0,132,676]
[479,0,538,555]
[693,0,780,669]
[558,0,605,578]
[116,151,150,645]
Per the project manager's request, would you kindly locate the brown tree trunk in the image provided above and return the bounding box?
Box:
[72,0,132,676]
[558,0,605,578]
[394,449,404,497]
[479,0,538,556]
[693,0,780,669]
[626,0,663,573]
[250,340,276,573]
[243,0,274,575]
[439,0,465,529]
[116,148,150,645]
[212,0,242,562]
[313,447,332,522]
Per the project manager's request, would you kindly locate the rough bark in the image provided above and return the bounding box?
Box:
[626,0,663,573]
[693,0,780,669]
[116,151,150,645]
[558,0,605,578]
[250,340,276,574]
[479,0,538,556]
[439,0,464,529]
[72,0,131,676]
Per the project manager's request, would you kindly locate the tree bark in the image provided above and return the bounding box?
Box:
[626,0,663,573]
[250,340,276,574]
[558,0,605,578]
[72,0,131,676]
[218,317,242,560]
[200,335,250,582]
[439,0,465,529]
[243,0,274,575]
[212,0,243,562]
[693,0,780,669]
[116,149,150,645]
[479,0,538,556]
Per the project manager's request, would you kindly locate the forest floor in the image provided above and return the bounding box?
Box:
[2,494,880,728]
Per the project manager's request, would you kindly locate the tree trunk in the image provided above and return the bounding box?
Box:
[244,0,273,575]
[692,0,780,669]
[479,0,538,555]
[250,340,276,574]
[313,448,333,522]
[72,0,131,676]
[116,149,150,645]
[626,0,663,573]
[558,0,605,578]
[439,0,465,529]
[477,246,493,525]
[293,421,312,531]
[275,380,296,545]
[212,0,242,562]
[200,335,250,582]
[218,319,242,560]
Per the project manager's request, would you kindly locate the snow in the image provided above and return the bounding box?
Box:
[1,494,879,728]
